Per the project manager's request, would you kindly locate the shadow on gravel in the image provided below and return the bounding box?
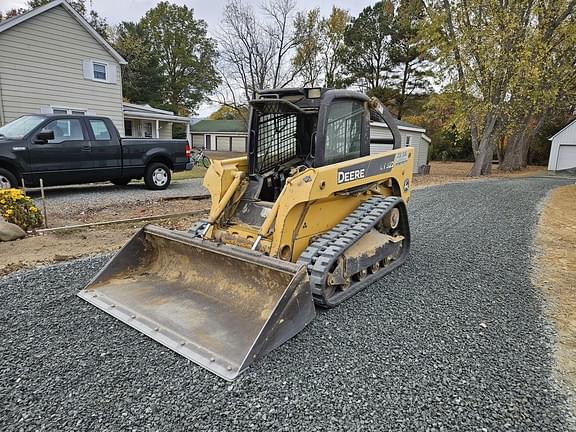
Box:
[0,178,573,431]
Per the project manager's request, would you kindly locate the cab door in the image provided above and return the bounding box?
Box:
[28,117,93,186]
[86,119,121,181]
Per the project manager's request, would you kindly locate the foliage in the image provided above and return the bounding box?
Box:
[292,6,350,87]
[140,2,219,115]
[425,0,576,175]
[209,105,248,121]
[113,22,164,107]
[0,189,43,231]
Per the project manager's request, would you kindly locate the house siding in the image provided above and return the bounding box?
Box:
[369,124,429,173]
[548,121,576,171]
[0,5,124,134]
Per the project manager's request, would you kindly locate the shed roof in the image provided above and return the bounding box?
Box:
[191,120,247,133]
[0,0,126,65]
[549,118,576,141]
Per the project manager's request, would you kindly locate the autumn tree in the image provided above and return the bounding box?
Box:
[113,22,164,106]
[293,6,350,87]
[140,2,219,115]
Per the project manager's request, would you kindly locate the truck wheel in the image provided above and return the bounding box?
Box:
[111,178,131,186]
[0,168,18,189]
[145,162,171,190]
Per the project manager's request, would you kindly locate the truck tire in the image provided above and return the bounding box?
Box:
[111,178,131,186]
[0,168,18,189]
[144,162,171,190]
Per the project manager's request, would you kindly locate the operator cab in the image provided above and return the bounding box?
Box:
[234,88,398,227]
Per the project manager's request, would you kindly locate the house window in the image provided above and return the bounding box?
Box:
[406,135,411,146]
[124,120,133,137]
[51,107,87,115]
[93,63,107,81]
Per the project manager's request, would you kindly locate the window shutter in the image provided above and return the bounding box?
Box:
[108,64,118,84]
[82,60,92,79]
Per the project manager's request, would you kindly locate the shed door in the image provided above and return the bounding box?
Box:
[231,137,246,152]
[192,135,204,148]
[557,145,576,170]
[216,136,230,151]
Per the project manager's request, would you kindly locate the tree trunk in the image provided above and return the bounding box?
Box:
[469,113,497,176]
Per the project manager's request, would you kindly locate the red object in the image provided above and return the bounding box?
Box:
[185,143,191,160]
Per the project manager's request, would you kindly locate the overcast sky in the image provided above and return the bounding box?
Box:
[4,0,373,33]
[3,0,375,116]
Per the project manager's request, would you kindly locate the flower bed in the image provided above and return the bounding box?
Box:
[0,189,43,231]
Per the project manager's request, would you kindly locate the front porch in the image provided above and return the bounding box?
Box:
[123,103,190,140]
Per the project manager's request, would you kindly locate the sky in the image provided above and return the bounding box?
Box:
[3,0,373,33]
[2,0,375,116]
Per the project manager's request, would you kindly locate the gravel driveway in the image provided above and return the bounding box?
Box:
[1,178,573,431]
[27,179,207,213]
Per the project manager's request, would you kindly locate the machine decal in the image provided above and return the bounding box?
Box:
[337,154,396,184]
[394,151,409,165]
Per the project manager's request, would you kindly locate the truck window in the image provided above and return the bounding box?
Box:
[89,120,111,140]
[324,100,364,164]
[42,119,85,143]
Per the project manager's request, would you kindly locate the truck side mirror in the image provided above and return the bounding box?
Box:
[34,130,54,144]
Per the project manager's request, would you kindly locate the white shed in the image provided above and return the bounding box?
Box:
[370,120,431,174]
[548,119,576,172]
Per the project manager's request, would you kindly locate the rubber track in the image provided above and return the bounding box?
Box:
[297,195,409,307]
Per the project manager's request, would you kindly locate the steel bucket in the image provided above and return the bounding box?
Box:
[78,225,316,380]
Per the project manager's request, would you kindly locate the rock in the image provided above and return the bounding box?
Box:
[0,221,26,241]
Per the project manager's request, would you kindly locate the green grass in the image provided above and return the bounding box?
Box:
[173,166,208,181]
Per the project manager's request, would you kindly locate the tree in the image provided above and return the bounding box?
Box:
[425,0,576,175]
[113,22,164,106]
[292,6,351,87]
[388,0,432,119]
[209,105,248,121]
[217,0,299,109]
[140,2,219,115]
[339,1,396,91]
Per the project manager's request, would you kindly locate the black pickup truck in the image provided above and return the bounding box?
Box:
[0,114,192,190]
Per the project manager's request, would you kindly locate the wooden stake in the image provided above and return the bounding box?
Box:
[39,178,48,228]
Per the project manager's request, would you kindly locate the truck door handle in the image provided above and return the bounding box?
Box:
[82,144,92,151]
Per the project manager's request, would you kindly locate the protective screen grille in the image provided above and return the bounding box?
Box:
[256,113,298,173]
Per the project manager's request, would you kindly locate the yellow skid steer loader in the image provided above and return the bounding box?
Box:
[79,88,414,380]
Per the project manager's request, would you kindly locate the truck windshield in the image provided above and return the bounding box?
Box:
[0,115,45,139]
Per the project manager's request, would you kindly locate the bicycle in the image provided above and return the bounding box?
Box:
[190,148,211,169]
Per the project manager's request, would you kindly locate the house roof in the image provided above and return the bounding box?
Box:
[123,103,190,123]
[549,118,576,141]
[0,0,127,65]
[190,120,247,133]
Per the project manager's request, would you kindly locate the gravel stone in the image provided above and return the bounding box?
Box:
[27,179,207,214]
[0,178,573,431]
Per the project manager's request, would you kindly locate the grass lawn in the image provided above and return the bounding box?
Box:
[173,166,207,181]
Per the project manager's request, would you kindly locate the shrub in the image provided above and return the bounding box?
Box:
[0,188,43,231]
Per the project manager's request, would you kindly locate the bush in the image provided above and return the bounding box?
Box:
[0,188,43,231]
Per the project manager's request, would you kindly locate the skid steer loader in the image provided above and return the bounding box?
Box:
[79,88,414,380]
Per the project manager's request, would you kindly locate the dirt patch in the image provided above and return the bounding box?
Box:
[413,161,546,188]
[536,184,576,409]
[0,200,209,276]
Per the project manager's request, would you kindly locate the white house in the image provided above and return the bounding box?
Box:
[370,120,431,174]
[548,119,576,172]
[0,0,126,133]
[0,0,186,139]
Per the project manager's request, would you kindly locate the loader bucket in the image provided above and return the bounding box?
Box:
[78,225,316,380]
